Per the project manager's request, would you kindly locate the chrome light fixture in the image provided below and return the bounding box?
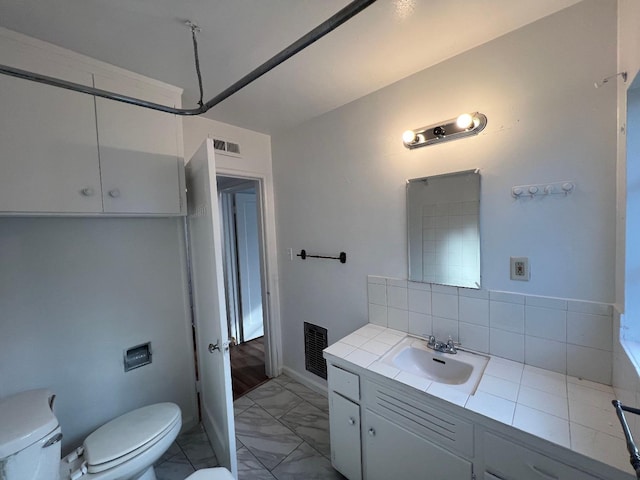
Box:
[402,112,487,149]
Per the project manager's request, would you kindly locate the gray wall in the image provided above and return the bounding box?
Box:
[272,0,617,385]
[0,217,197,452]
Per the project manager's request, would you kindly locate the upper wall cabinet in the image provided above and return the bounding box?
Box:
[0,42,103,214]
[0,33,186,216]
[94,75,185,215]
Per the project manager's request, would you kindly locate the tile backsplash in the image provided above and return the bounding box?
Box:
[367,275,614,385]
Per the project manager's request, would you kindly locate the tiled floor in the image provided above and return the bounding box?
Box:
[154,375,345,480]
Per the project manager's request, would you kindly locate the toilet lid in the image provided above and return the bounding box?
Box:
[83,402,180,472]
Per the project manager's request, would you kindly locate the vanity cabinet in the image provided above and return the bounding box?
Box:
[482,432,600,480]
[364,409,472,480]
[0,39,185,216]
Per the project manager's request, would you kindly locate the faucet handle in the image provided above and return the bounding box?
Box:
[427,335,436,346]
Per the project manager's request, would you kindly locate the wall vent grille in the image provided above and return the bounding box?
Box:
[212,138,242,157]
[304,322,328,379]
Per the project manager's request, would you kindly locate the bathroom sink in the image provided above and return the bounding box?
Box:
[380,337,489,394]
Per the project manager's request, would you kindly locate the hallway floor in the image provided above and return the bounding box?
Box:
[154,374,345,479]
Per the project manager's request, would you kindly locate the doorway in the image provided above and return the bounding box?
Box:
[217,175,269,399]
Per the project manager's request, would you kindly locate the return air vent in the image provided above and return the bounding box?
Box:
[212,138,242,157]
[304,322,328,379]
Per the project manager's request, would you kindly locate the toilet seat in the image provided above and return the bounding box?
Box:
[83,403,180,473]
[185,468,234,480]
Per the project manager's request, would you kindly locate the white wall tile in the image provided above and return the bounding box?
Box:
[387,307,409,332]
[568,300,613,316]
[367,275,386,285]
[368,303,387,327]
[458,288,488,300]
[432,292,458,320]
[432,284,458,295]
[567,344,612,385]
[408,281,430,291]
[490,329,524,363]
[525,295,568,310]
[489,291,525,304]
[408,312,432,337]
[459,296,489,326]
[459,322,489,353]
[367,283,387,306]
[432,316,459,342]
[387,278,407,287]
[525,306,567,341]
[490,301,524,333]
[567,311,612,351]
[525,336,567,374]
[408,288,431,314]
[387,285,408,309]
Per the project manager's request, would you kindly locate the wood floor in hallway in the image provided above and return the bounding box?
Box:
[230,336,269,399]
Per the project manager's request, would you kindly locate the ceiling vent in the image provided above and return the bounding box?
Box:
[212,138,242,158]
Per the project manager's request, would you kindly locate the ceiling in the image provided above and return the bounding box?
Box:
[0,0,582,135]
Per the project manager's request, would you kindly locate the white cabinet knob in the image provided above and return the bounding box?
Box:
[81,187,95,197]
[108,189,121,198]
[368,428,376,437]
[348,417,356,426]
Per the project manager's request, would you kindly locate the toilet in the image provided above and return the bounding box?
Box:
[0,389,233,480]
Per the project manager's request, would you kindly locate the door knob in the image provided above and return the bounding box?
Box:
[348,417,356,425]
[108,189,121,198]
[208,342,219,353]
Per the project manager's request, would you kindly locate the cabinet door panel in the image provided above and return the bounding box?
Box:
[0,41,102,213]
[94,75,182,215]
[365,410,471,480]
[329,392,361,480]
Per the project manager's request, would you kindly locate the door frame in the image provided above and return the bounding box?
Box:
[215,167,282,378]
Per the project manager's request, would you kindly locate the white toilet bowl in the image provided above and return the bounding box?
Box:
[0,389,182,480]
[185,468,234,480]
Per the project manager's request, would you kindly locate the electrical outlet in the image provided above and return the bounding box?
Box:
[510,257,530,281]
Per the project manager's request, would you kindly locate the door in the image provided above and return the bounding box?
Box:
[235,191,264,342]
[186,139,237,476]
[329,392,362,480]
[364,409,472,480]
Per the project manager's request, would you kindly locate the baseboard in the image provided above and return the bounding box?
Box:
[282,366,328,396]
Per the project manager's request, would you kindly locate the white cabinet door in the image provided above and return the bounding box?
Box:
[94,74,184,215]
[0,40,102,213]
[364,409,472,480]
[329,392,362,480]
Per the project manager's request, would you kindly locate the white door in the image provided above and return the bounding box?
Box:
[186,139,237,476]
[235,191,264,342]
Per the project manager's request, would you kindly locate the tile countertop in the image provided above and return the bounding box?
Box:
[323,323,634,477]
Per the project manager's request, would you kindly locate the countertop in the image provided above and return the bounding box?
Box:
[323,323,634,477]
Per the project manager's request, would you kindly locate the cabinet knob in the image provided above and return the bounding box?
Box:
[348,417,356,426]
[81,187,95,197]
[108,189,121,198]
[368,428,376,437]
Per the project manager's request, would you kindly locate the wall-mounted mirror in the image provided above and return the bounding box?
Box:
[407,170,480,289]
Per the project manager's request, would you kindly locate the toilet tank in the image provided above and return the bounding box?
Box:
[0,389,62,480]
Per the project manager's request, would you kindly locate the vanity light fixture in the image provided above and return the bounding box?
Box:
[402,112,487,149]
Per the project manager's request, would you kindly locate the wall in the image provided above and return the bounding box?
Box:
[272,0,617,386]
[0,217,195,452]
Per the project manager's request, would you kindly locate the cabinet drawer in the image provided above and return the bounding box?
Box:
[328,364,360,402]
[484,432,600,480]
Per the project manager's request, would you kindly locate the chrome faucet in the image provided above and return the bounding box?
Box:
[426,335,459,354]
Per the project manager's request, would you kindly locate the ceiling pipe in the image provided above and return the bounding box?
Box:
[0,0,378,116]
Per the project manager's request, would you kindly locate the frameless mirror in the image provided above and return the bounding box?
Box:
[407,170,480,289]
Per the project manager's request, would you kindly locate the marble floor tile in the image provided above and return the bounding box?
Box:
[271,442,345,480]
[283,381,330,414]
[272,374,295,387]
[237,446,278,480]
[279,401,331,457]
[234,395,256,417]
[247,381,305,418]
[155,450,196,480]
[177,425,219,469]
[157,441,183,464]
[235,405,303,470]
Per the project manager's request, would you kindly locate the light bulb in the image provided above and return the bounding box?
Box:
[456,113,474,130]
[402,130,417,144]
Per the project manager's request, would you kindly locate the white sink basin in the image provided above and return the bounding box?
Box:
[380,337,489,394]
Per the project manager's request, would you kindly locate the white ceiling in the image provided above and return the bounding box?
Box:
[0,0,582,134]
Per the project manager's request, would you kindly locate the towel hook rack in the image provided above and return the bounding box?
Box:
[297,249,347,264]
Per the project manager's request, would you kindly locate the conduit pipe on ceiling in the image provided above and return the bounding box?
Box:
[0,0,378,116]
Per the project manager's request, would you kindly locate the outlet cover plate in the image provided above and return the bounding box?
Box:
[510,257,530,281]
